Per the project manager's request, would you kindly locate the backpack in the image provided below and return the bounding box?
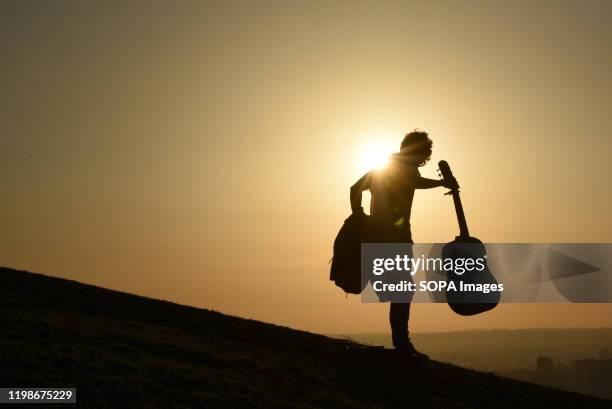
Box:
[330,212,370,294]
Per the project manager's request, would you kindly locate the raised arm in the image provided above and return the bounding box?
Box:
[414,177,445,189]
[415,175,458,190]
[350,172,371,214]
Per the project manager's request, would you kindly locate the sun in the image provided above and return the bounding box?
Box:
[355,141,396,174]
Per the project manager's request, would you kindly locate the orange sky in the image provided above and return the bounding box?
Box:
[2,1,611,333]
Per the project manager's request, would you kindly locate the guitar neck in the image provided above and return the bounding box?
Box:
[451,190,470,238]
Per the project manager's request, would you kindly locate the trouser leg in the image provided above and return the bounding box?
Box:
[390,302,411,348]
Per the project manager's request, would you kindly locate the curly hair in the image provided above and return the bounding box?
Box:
[400,130,432,167]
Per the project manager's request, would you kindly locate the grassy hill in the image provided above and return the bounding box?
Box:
[1,267,610,409]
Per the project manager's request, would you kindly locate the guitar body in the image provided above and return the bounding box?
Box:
[438,160,499,316]
[442,235,500,316]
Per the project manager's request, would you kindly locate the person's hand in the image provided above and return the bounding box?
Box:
[442,177,459,190]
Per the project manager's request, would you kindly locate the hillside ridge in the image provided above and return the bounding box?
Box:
[1,266,610,408]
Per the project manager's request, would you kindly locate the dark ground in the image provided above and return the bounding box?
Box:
[1,267,610,408]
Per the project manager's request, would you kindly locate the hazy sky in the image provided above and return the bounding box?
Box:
[2,1,612,333]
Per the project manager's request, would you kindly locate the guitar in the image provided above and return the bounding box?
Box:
[438,160,500,315]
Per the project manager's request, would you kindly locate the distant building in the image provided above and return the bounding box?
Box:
[498,352,612,399]
[573,358,612,399]
[537,355,553,373]
[529,355,565,389]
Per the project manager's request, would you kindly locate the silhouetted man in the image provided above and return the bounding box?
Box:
[350,130,456,353]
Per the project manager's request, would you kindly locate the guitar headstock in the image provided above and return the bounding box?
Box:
[438,160,459,195]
